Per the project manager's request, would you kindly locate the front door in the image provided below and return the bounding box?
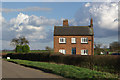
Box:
[72,47,76,54]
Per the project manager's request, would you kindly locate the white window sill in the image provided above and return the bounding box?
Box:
[71,42,76,44]
[59,42,66,44]
[81,42,88,44]
[81,53,88,55]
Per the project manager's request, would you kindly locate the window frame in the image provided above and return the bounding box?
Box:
[81,49,88,55]
[71,38,76,44]
[81,37,88,43]
[59,49,66,54]
[59,38,66,43]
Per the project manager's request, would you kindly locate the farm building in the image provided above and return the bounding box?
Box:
[54,18,94,55]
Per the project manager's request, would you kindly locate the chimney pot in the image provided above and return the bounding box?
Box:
[90,18,93,27]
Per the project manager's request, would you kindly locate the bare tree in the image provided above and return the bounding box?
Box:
[45,46,52,53]
[19,36,29,45]
[94,42,103,55]
[103,45,108,51]
[10,38,19,47]
[10,36,29,47]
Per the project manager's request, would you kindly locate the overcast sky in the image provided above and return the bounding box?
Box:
[1,2,118,50]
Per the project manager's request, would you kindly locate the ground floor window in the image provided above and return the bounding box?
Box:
[59,49,66,54]
[81,49,88,55]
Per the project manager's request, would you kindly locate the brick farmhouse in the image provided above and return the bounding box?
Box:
[54,19,94,55]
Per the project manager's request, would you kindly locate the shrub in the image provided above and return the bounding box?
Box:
[22,45,30,53]
[15,45,30,53]
[15,45,23,53]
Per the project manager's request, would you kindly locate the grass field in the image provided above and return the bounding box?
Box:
[6,59,118,80]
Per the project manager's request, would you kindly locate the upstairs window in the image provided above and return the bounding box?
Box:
[81,49,88,55]
[59,38,66,43]
[59,49,66,54]
[71,38,76,43]
[81,37,88,43]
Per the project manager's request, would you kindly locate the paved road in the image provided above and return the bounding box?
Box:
[2,60,66,79]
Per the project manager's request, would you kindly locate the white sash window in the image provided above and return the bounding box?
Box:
[81,37,88,43]
[59,38,66,43]
[81,49,88,55]
[71,38,76,43]
[59,49,66,54]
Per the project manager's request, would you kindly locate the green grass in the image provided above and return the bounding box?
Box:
[6,59,118,79]
[2,51,15,53]
[30,50,54,53]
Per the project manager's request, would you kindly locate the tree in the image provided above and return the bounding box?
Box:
[10,36,30,53]
[45,46,52,53]
[15,45,23,53]
[109,41,120,52]
[19,36,29,45]
[11,36,29,46]
[22,45,30,53]
[94,42,103,55]
[10,38,19,47]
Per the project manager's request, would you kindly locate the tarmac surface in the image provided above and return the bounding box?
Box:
[2,60,66,79]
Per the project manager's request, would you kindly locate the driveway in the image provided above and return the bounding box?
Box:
[2,60,68,79]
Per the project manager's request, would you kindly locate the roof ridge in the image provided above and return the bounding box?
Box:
[54,26,89,27]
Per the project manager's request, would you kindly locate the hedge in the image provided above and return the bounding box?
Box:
[3,53,120,74]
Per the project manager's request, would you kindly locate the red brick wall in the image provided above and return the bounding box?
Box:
[54,36,94,55]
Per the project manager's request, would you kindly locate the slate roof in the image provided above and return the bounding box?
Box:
[54,26,94,36]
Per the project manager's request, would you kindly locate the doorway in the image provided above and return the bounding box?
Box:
[72,47,76,54]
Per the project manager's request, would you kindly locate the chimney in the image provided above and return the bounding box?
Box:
[90,18,93,27]
[63,19,69,26]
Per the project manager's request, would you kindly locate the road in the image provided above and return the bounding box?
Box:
[2,60,67,79]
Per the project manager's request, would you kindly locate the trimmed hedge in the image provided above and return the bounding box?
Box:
[3,53,120,73]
